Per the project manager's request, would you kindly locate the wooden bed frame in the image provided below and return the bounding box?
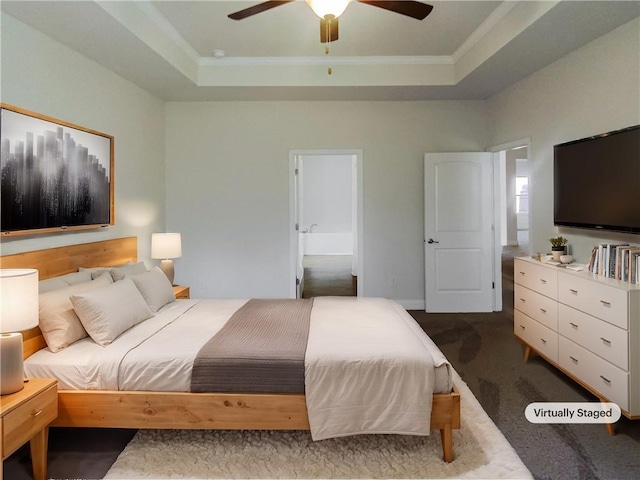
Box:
[1,237,461,462]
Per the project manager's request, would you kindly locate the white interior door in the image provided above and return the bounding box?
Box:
[424,152,494,312]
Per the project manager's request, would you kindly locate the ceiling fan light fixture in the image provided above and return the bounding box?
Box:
[306,0,351,19]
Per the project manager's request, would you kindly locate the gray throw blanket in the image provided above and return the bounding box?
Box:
[190,298,314,393]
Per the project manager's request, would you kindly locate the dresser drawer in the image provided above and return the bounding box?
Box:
[558,304,628,370]
[514,259,557,300]
[558,273,628,329]
[515,310,558,363]
[558,336,629,411]
[515,284,558,330]
[2,383,57,458]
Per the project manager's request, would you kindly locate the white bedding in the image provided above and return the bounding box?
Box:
[25,297,452,439]
[305,297,451,439]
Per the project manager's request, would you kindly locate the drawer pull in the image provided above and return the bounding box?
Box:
[570,322,579,329]
[519,325,525,330]
[570,289,578,295]
[31,409,43,417]
[540,308,547,314]
[600,375,611,384]
[600,337,611,345]
[570,356,579,363]
[540,279,547,284]
[540,338,547,344]
[600,300,611,307]
[519,298,526,303]
[519,271,525,276]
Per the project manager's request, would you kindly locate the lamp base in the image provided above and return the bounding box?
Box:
[1,332,25,395]
[159,259,175,285]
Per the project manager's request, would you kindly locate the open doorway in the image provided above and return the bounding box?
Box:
[289,149,363,299]
[499,146,530,253]
[490,139,531,311]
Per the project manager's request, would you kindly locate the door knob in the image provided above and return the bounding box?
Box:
[427,238,439,244]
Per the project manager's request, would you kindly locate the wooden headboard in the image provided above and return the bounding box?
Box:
[0,237,138,358]
[0,236,137,279]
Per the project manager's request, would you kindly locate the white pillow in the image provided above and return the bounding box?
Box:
[70,278,153,346]
[39,271,93,293]
[129,267,176,312]
[39,277,68,294]
[38,272,113,352]
[109,261,147,281]
[60,271,94,285]
[79,261,140,280]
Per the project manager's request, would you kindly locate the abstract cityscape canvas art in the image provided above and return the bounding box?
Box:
[0,104,114,235]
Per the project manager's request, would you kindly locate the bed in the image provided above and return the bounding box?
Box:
[0,237,460,462]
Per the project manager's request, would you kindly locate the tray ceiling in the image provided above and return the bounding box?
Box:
[2,1,638,100]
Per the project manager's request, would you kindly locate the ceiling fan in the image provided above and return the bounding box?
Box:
[228,1,434,43]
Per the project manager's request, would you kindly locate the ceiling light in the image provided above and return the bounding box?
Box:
[306,0,351,19]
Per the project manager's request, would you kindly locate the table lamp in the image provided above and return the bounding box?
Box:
[151,233,182,285]
[1,269,39,395]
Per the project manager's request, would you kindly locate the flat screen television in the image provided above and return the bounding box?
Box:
[554,125,640,234]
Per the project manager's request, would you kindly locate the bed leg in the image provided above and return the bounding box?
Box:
[440,424,454,463]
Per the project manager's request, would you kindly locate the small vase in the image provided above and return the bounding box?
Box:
[551,247,566,261]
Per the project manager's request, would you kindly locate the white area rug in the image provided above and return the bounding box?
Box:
[104,371,532,479]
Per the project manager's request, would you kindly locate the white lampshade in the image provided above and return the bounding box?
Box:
[306,0,351,18]
[151,233,182,260]
[0,269,39,333]
[1,269,38,395]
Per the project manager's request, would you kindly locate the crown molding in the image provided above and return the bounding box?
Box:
[96,0,562,89]
[199,55,454,67]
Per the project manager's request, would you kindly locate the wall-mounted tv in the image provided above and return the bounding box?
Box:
[554,125,640,234]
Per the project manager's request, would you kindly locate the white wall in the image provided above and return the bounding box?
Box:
[8,11,635,303]
[488,18,640,262]
[0,13,166,263]
[301,154,352,233]
[301,154,353,255]
[165,101,490,303]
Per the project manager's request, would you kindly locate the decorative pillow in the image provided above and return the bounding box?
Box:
[128,266,176,312]
[39,271,93,293]
[109,261,148,281]
[70,278,153,346]
[38,272,113,352]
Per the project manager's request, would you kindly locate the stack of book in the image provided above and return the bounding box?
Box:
[587,244,640,284]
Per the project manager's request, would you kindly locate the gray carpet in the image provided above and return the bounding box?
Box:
[4,251,639,479]
[413,252,640,480]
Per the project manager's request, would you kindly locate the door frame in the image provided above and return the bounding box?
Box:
[424,152,496,312]
[288,149,364,298]
[488,137,532,311]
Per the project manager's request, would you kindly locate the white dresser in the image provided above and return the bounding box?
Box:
[514,257,640,419]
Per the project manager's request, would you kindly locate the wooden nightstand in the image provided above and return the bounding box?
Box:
[173,285,190,299]
[1,378,57,480]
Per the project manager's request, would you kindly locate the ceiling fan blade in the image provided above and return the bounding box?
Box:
[357,1,433,20]
[228,1,294,20]
[320,16,339,43]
